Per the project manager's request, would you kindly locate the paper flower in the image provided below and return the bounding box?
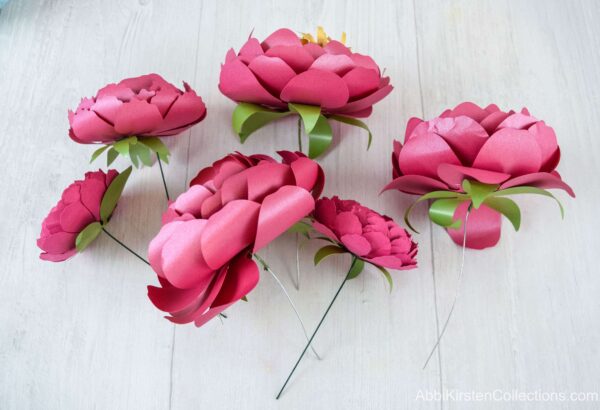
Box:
[220,27,393,158]
[383,102,575,249]
[311,196,417,286]
[69,73,206,167]
[147,151,324,326]
[37,168,131,262]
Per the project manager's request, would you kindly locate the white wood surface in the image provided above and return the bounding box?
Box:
[1,1,598,409]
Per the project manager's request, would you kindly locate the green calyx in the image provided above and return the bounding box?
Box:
[404,179,565,234]
[231,102,372,159]
[90,136,171,168]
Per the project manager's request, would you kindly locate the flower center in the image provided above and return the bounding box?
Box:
[300,26,346,47]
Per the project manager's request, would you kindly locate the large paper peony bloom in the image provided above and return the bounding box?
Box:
[38,169,119,262]
[219,27,393,158]
[312,196,417,271]
[69,73,206,144]
[383,102,575,249]
[147,151,324,326]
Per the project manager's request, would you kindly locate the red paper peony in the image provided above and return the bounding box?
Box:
[312,196,417,271]
[383,102,575,249]
[220,27,393,158]
[147,151,324,326]
[37,169,119,262]
[69,74,206,144]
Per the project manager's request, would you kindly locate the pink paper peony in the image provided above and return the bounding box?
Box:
[219,28,392,117]
[37,169,118,262]
[312,196,418,270]
[147,151,324,326]
[384,102,575,249]
[69,73,206,144]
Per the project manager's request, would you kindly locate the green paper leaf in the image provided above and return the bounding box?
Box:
[347,257,365,279]
[100,166,132,223]
[374,264,393,292]
[307,115,333,159]
[90,145,109,163]
[75,221,102,252]
[106,147,119,166]
[462,180,499,209]
[490,186,564,218]
[429,198,465,228]
[139,137,170,164]
[287,221,313,238]
[484,196,521,231]
[314,245,345,265]
[288,103,321,132]
[130,142,153,167]
[328,115,373,150]
[232,103,291,142]
[404,190,467,233]
[113,137,133,157]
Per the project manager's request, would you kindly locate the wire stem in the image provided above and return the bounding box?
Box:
[295,234,301,290]
[275,258,355,399]
[157,154,170,201]
[102,227,150,266]
[297,117,302,153]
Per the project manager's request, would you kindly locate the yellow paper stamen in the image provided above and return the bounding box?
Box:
[300,27,346,47]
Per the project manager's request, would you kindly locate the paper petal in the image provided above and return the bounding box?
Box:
[280,69,349,109]
[447,202,501,249]
[261,28,302,49]
[323,40,352,56]
[219,59,284,107]
[341,233,371,256]
[69,110,118,143]
[382,175,450,195]
[442,102,489,122]
[500,172,575,197]
[343,67,381,100]
[310,54,356,76]
[253,186,315,251]
[437,164,511,190]
[398,132,461,179]
[428,116,489,165]
[312,220,339,242]
[59,202,94,233]
[265,45,314,73]
[248,55,296,96]
[335,211,362,236]
[112,99,163,136]
[335,84,393,114]
[528,122,559,171]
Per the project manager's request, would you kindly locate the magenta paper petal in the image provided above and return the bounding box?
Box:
[59,202,94,233]
[253,186,315,252]
[219,59,284,107]
[149,89,179,118]
[80,178,106,220]
[248,55,296,96]
[497,113,538,130]
[472,128,542,176]
[437,164,511,190]
[200,192,224,219]
[429,116,489,165]
[194,255,259,327]
[261,28,302,49]
[335,211,362,236]
[314,197,337,227]
[500,172,575,197]
[148,221,183,277]
[40,248,77,262]
[398,132,461,179]
[310,54,356,76]
[290,157,319,192]
[323,40,352,56]
[528,122,559,171]
[161,219,214,289]
[148,280,206,313]
[265,45,314,73]
[382,175,449,195]
[363,231,391,256]
[219,173,249,205]
[350,53,380,74]
[201,200,260,269]
[342,107,373,118]
[154,91,206,135]
[404,118,424,142]
[246,163,295,202]
[113,99,163,136]
[69,110,118,143]
[173,185,213,217]
[312,220,339,242]
[238,38,264,63]
[479,110,511,134]
[336,84,393,114]
[303,43,326,59]
[442,102,489,122]
[91,96,122,125]
[340,233,371,257]
[366,255,407,270]
[447,202,501,249]
[37,231,77,254]
[280,69,349,109]
[343,67,380,100]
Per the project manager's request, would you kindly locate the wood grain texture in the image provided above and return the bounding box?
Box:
[0,0,598,409]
